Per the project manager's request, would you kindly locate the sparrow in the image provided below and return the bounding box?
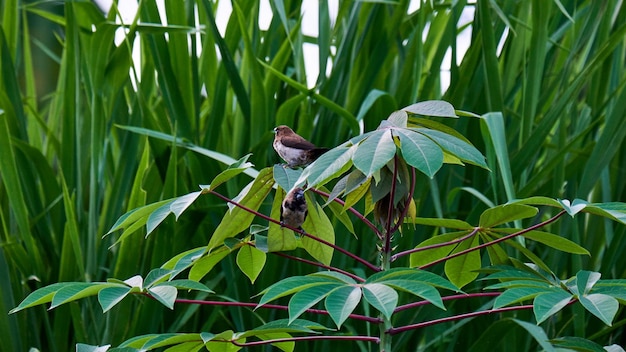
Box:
[280,187,308,231]
[273,125,329,168]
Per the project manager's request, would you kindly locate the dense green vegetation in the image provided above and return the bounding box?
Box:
[2,0,626,351]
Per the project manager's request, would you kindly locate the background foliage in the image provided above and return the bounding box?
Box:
[1,0,625,350]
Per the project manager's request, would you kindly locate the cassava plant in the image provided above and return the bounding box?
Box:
[11,101,626,352]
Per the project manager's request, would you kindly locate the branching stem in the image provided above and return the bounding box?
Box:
[419,210,567,269]
[208,189,380,272]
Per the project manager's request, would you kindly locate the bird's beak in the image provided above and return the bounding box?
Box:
[273,127,278,134]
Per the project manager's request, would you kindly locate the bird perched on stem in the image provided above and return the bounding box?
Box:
[280,188,308,231]
[273,125,329,168]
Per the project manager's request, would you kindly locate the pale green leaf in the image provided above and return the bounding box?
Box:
[533,290,572,324]
[352,130,397,178]
[288,283,341,323]
[148,285,178,310]
[325,286,362,328]
[402,100,458,118]
[236,245,266,284]
[301,194,335,265]
[393,128,443,178]
[479,204,538,228]
[98,286,132,313]
[362,283,398,320]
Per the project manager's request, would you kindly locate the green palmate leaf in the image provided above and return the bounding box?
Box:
[492,287,550,309]
[583,202,626,225]
[533,289,573,324]
[146,200,176,236]
[592,280,626,301]
[118,333,202,349]
[298,145,354,189]
[362,283,398,320]
[255,333,293,352]
[387,110,408,127]
[51,283,118,309]
[483,267,551,283]
[288,283,343,324]
[410,231,473,268]
[479,204,538,228]
[557,198,588,217]
[416,128,488,169]
[105,199,172,237]
[256,276,334,307]
[148,285,178,309]
[393,128,443,178]
[160,247,206,278]
[579,294,619,326]
[189,246,231,281]
[157,280,213,293]
[507,196,563,207]
[98,286,132,313]
[445,234,481,289]
[325,286,362,328]
[311,271,358,284]
[485,279,552,290]
[571,270,602,296]
[207,154,254,191]
[144,268,172,287]
[123,275,143,290]
[383,279,445,309]
[273,165,302,192]
[236,244,266,284]
[208,167,274,249]
[202,329,245,351]
[342,176,371,211]
[406,217,473,229]
[9,283,70,313]
[494,229,590,255]
[301,193,335,265]
[402,100,458,118]
[408,117,472,144]
[352,129,397,178]
[243,319,329,336]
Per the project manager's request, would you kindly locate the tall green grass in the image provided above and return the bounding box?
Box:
[1,0,625,350]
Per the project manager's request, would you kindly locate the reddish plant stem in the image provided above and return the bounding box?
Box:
[391,227,480,262]
[230,335,380,347]
[310,188,381,239]
[272,251,365,282]
[144,294,381,323]
[394,292,501,313]
[208,189,380,272]
[388,298,577,335]
[419,210,567,269]
[387,304,535,335]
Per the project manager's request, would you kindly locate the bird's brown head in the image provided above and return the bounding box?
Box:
[273,125,295,138]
